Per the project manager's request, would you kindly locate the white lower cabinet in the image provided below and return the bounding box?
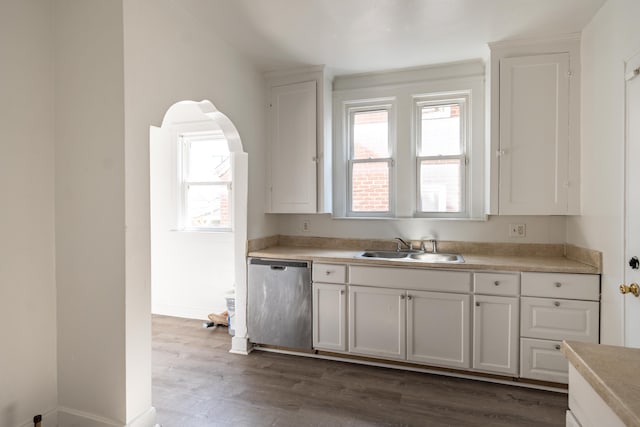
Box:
[407,290,471,368]
[349,286,406,360]
[312,282,347,352]
[473,294,520,375]
[520,338,568,383]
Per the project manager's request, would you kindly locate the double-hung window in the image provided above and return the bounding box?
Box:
[347,104,394,216]
[415,94,468,216]
[179,132,232,230]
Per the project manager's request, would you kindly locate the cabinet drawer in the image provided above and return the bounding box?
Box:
[349,265,471,293]
[520,338,568,384]
[521,297,599,342]
[313,263,347,284]
[521,272,599,300]
[474,273,520,296]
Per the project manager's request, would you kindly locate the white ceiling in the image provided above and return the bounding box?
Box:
[189,0,607,75]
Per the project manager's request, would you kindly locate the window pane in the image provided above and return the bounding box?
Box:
[186,184,231,228]
[351,162,389,212]
[352,110,389,159]
[186,138,231,182]
[419,104,461,156]
[419,159,462,213]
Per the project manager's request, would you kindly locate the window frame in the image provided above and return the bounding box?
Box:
[178,131,233,232]
[414,93,470,218]
[345,101,396,217]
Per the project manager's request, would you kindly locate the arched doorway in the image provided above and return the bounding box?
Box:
[149,100,248,349]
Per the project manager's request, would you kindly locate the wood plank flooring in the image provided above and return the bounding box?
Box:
[152,315,567,427]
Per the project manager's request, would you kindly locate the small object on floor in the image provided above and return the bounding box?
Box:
[202,321,217,329]
[34,415,42,427]
[208,311,228,326]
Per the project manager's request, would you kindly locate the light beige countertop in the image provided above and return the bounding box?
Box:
[248,245,600,274]
[562,340,640,426]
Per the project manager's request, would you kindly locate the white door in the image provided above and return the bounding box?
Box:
[348,286,406,360]
[268,80,317,213]
[473,294,519,375]
[312,282,347,352]
[624,52,640,347]
[407,290,471,369]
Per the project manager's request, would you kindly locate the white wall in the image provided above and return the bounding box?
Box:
[567,0,640,345]
[54,1,142,425]
[0,1,58,426]
[150,127,235,319]
[279,214,568,244]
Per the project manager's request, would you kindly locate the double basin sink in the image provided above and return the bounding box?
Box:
[358,250,464,263]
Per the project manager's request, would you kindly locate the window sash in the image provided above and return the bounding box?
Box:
[414,95,468,217]
[346,104,394,217]
[348,158,393,216]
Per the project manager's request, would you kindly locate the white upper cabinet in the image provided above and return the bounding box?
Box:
[488,36,580,215]
[265,66,332,214]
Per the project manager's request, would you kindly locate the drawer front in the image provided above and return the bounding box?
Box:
[521,272,599,300]
[520,338,568,384]
[312,263,347,284]
[349,265,472,293]
[521,297,599,342]
[474,273,520,296]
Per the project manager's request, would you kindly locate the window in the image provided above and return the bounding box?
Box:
[348,105,393,215]
[332,62,484,219]
[416,95,468,215]
[179,132,232,230]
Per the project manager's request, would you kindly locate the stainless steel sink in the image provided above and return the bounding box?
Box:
[360,250,412,259]
[409,253,465,263]
[358,250,464,263]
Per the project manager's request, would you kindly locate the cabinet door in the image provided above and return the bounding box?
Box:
[349,286,406,360]
[499,53,570,214]
[521,297,599,342]
[312,282,347,352]
[473,295,519,375]
[407,290,471,369]
[520,338,568,384]
[268,80,317,213]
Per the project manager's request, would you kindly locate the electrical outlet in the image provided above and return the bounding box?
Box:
[302,219,311,233]
[509,223,526,238]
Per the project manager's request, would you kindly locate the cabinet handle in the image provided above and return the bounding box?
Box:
[407,295,413,301]
[325,270,332,275]
[400,294,405,300]
[555,282,562,288]
[554,301,560,307]
[494,281,500,286]
[340,289,345,295]
[555,344,561,350]
[475,302,480,307]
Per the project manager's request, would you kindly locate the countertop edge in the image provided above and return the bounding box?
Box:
[247,247,600,274]
[562,341,640,427]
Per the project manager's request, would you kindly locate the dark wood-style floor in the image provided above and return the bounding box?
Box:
[152,315,568,427]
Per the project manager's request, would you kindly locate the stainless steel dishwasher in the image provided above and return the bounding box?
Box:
[247,257,312,349]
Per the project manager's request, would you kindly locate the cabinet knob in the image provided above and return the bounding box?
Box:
[555,344,561,350]
[407,295,413,301]
[400,294,405,300]
[325,270,331,275]
[620,283,640,297]
[494,281,500,286]
[340,289,345,295]
[475,302,480,307]
[554,282,562,288]
[554,301,560,307]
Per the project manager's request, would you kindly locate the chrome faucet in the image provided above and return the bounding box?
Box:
[421,238,438,253]
[394,237,412,251]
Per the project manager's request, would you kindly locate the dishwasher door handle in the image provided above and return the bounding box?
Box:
[270,265,287,271]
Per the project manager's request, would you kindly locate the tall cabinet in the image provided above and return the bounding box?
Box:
[488,36,580,215]
[265,66,332,213]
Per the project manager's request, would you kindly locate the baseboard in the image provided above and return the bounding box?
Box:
[17,408,57,427]
[151,303,212,321]
[230,336,252,355]
[58,407,121,427]
[57,406,157,427]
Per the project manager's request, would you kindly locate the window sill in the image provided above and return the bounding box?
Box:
[330,215,488,222]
